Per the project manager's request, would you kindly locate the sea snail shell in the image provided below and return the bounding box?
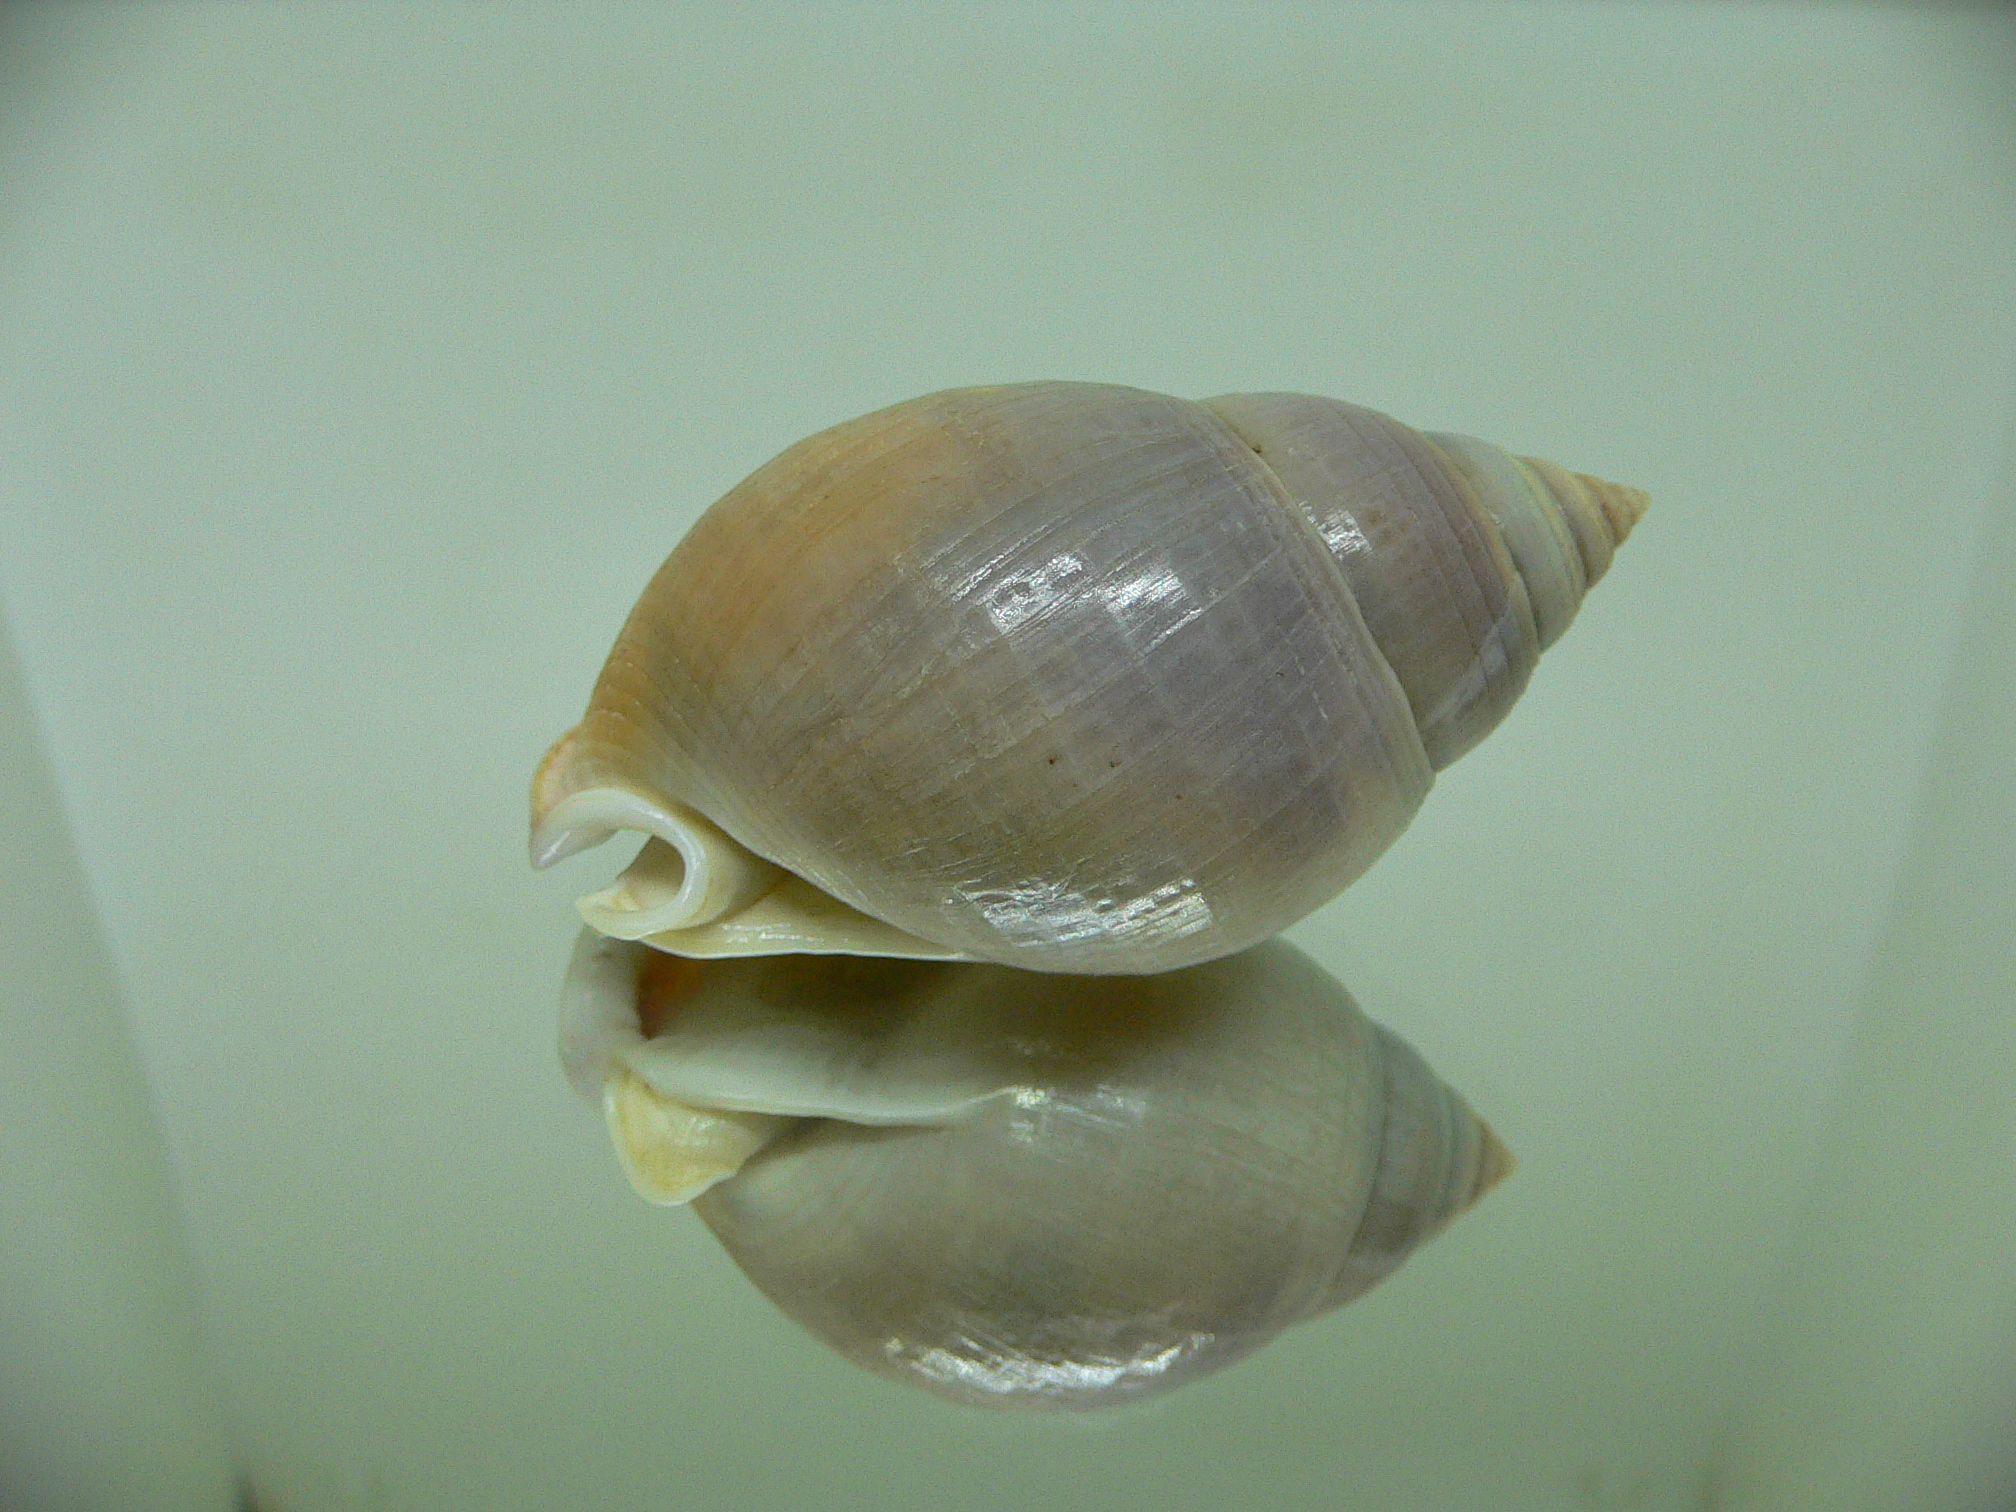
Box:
[533,383,1646,974]
[561,930,1512,1409]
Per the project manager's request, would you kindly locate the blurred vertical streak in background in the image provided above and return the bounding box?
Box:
[1710,412,2016,1510]
[0,607,238,1510]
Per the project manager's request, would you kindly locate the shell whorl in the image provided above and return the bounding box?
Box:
[559,931,1512,1409]
[533,382,1645,973]
[1206,393,1646,767]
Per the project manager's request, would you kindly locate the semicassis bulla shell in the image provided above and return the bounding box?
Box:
[533,382,1645,974]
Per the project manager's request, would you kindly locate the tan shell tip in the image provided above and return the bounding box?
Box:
[1516,454,1648,590]
[1578,472,1650,550]
[1468,1122,1518,1206]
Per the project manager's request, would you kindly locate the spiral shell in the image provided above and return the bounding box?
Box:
[561,930,1512,1409]
[533,383,1645,973]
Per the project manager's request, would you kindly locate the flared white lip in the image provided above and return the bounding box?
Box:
[533,785,782,935]
[536,783,974,964]
[556,928,1016,1206]
[558,930,1010,1121]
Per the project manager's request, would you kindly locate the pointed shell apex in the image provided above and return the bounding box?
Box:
[1516,455,1649,589]
[1580,473,1650,549]
[1468,1122,1517,1206]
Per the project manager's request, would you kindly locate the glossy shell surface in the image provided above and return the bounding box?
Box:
[561,932,1512,1409]
[535,383,1644,972]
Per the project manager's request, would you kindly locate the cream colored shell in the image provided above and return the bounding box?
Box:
[534,383,1645,973]
[560,930,1512,1409]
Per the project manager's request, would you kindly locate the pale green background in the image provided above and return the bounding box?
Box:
[2,5,2014,1510]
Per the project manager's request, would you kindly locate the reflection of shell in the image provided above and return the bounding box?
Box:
[561,931,1513,1410]
[533,382,1646,973]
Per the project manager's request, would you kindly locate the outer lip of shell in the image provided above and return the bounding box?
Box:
[531,783,784,937]
[560,931,1005,1202]
[602,1066,790,1206]
[535,780,973,962]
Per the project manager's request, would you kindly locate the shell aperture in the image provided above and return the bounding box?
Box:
[532,382,1645,974]
[560,931,1512,1409]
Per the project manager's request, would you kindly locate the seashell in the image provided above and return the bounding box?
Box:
[560,929,1513,1410]
[533,383,1645,973]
